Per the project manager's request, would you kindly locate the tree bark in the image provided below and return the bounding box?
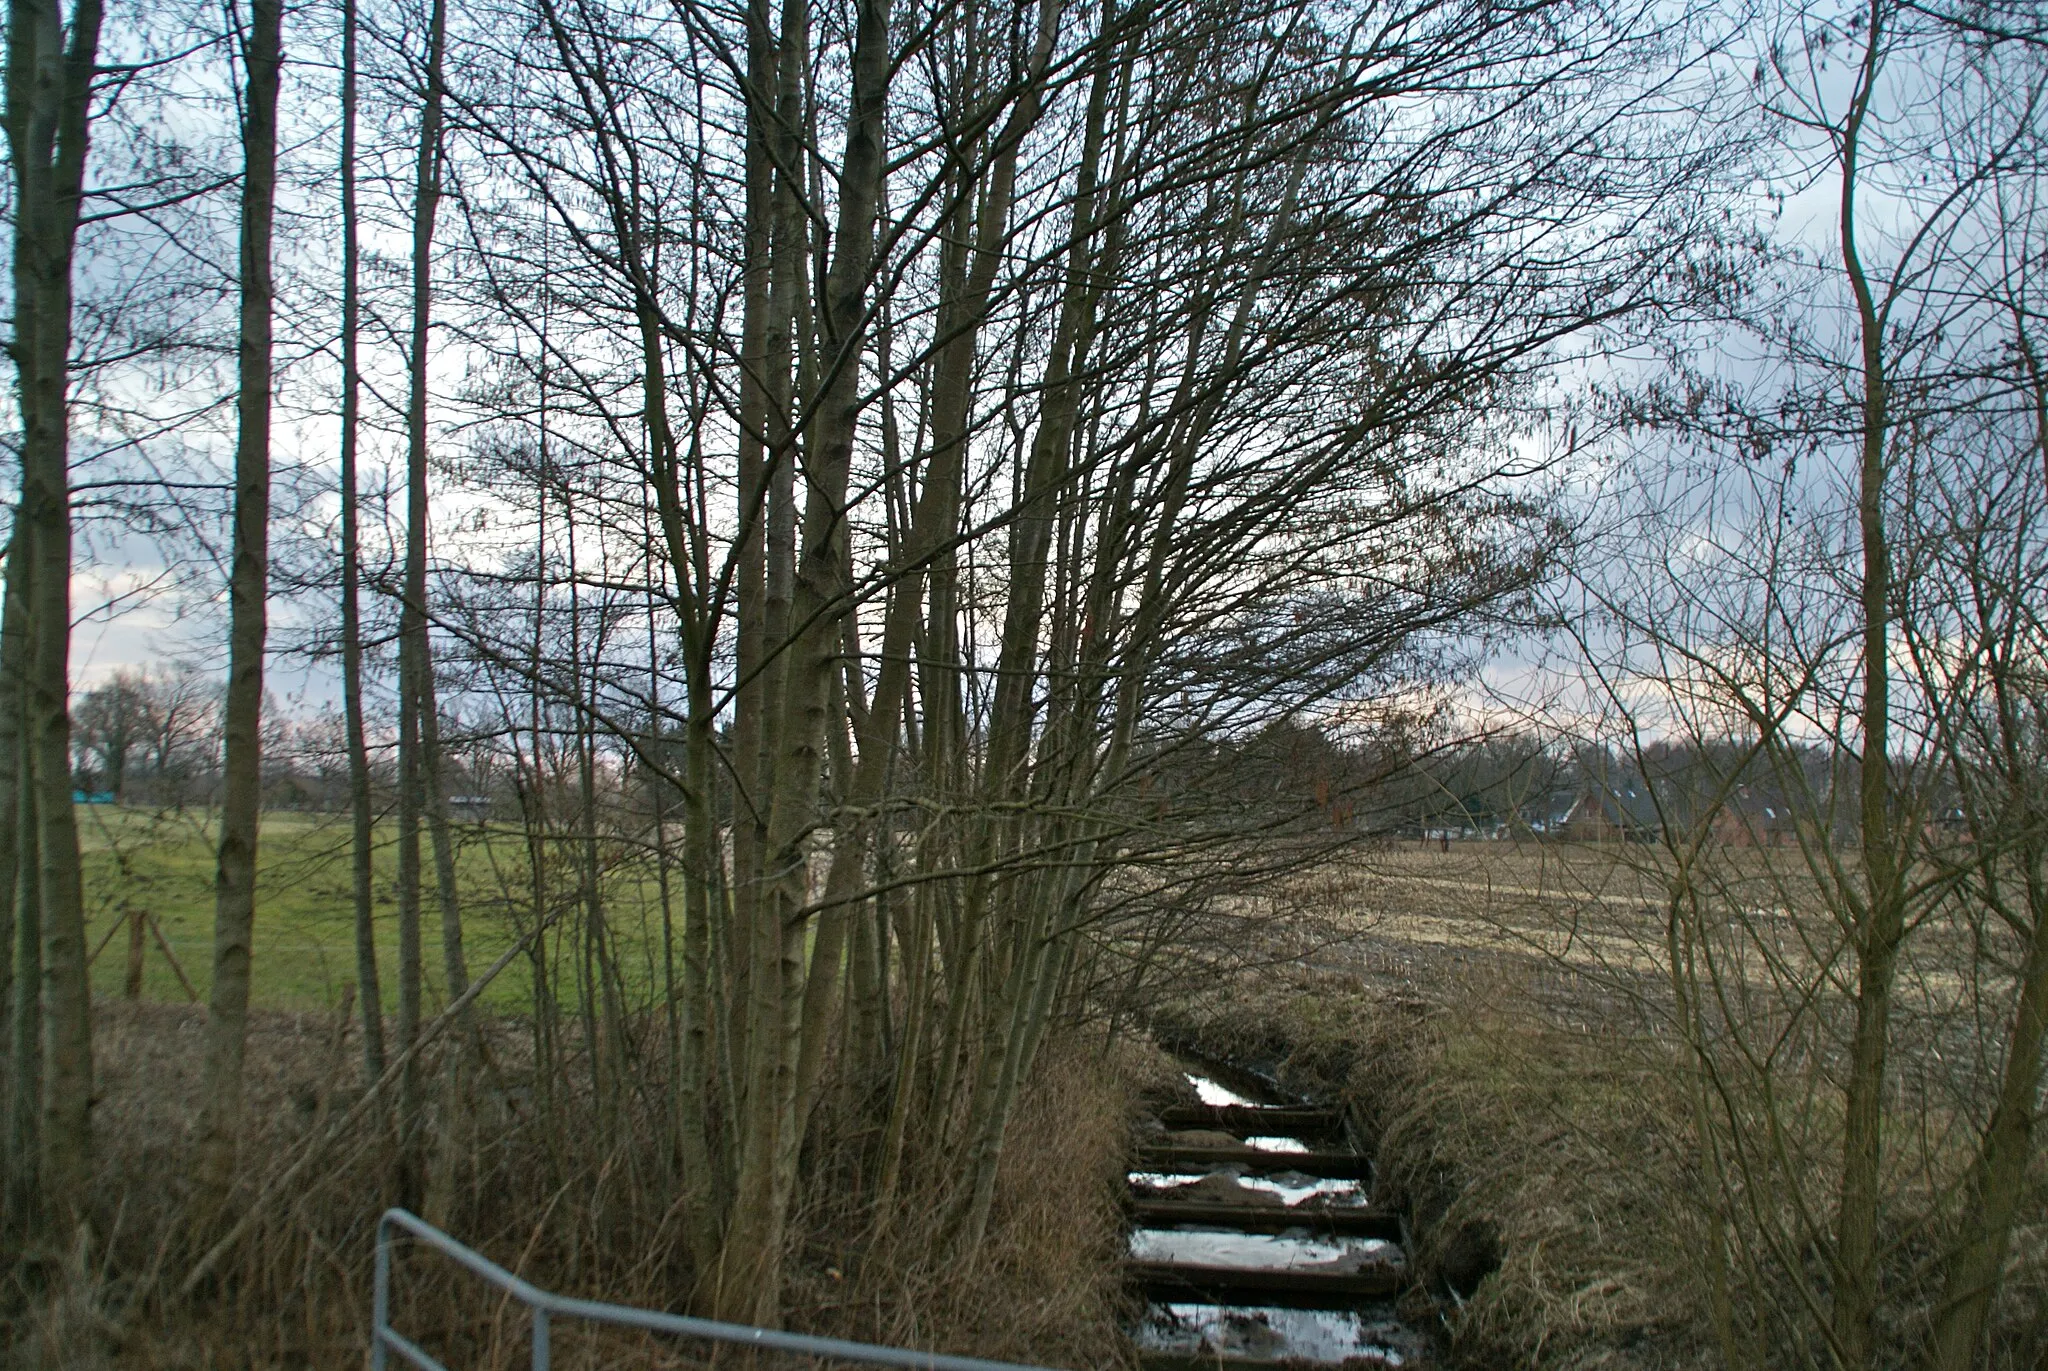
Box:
[4,0,104,1233]
[793,0,1065,1138]
[339,0,386,1085]
[713,0,890,1323]
[193,0,282,1207]
[6,734,39,1231]
[1921,338,2048,1371]
[1830,9,1901,1366]
[0,531,25,1184]
[2,528,36,1231]
[395,0,450,1187]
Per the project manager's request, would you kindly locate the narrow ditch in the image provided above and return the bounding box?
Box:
[1123,1060,1437,1369]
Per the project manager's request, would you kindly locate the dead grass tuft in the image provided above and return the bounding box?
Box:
[801,1038,1144,1370]
[1155,961,1714,1370]
[10,1000,1141,1371]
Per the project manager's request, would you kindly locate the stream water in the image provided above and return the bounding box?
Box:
[1124,1071,1435,1368]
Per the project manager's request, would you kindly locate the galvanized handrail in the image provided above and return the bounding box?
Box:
[372,1207,1064,1371]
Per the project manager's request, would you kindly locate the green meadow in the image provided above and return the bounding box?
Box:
[75,804,679,1016]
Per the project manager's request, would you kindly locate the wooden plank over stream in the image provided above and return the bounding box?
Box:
[1127,1200,1402,1240]
[1136,1352,1405,1371]
[1157,1105,1341,1133]
[1125,1260,1403,1304]
[1133,1146,1370,1178]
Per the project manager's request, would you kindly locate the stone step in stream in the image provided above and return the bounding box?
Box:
[1124,1065,1433,1370]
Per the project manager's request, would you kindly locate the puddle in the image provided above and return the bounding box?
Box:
[1129,1228,1403,1273]
[1241,1135,1311,1153]
[1134,1303,1420,1366]
[1128,1170,1370,1207]
[1188,1074,1259,1107]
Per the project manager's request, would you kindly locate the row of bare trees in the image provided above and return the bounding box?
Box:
[1542,2,2048,1365]
[411,0,1740,1321]
[0,0,1770,1338]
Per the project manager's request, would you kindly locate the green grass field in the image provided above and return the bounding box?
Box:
[76,804,680,1015]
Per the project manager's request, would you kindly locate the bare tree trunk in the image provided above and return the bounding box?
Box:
[1923,884,2048,1368]
[395,0,450,1189]
[1922,344,2048,1371]
[423,693,467,1008]
[1831,10,1901,1363]
[193,0,282,1208]
[5,0,104,1233]
[626,271,722,1268]
[2,530,36,1231]
[6,737,39,1232]
[793,0,1064,1137]
[713,0,890,1323]
[0,531,24,1167]
[339,0,386,1085]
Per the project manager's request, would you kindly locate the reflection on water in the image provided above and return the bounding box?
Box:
[1135,1302,1416,1366]
[1188,1074,1259,1107]
[1129,1070,1425,1366]
[1127,1170,1370,1207]
[1128,1228,1403,1272]
[1241,1135,1311,1153]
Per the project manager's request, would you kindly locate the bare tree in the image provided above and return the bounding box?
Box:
[395,0,453,1189]
[426,0,1742,1324]
[192,0,282,1209]
[71,670,150,797]
[1549,5,2048,1363]
[339,0,386,1084]
[3,0,105,1234]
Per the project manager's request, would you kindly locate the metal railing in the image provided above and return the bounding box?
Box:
[372,1208,1065,1371]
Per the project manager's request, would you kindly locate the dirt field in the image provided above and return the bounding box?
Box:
[1157,838,2048,1370]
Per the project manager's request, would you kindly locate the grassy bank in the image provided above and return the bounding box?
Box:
[1155,962,1709,1369]
[14,998,1144,1370]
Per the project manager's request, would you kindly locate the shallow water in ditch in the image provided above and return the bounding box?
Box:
[1134,1303,1424,1367]
[1127,1170,1371,1206]
[1189,1074,1260,1107]
[1126,1069,1431,1366]
[1128,1229,1403,1272]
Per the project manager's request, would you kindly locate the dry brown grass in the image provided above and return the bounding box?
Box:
[3,999,1144,1371]
[1159,840,2048,1370]
[1154,960,1713,1371]
[800,1039,1152,1371]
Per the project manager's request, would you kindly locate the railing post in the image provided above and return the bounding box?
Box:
[372,1214,391,1371]
[371,1206,1058,1371]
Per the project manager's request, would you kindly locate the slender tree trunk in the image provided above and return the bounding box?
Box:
[1922,349,2048,1371]
[395,0,449,1187]
[1924,875,2048,1369]
[629,278,723,1269]
[339,0,386,1085]
[193,0,282,1207]
[5,0,105,1233]
[423,691,466,1007]
[1831,10,1901,1365]
[725,0,804,1130]
[2,527,36,1231]
[793,0,1063,1134]
[0,531,24,1163]
[6,740,39,1231]
[722,0,776,1133]
[713,0,890,1323]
